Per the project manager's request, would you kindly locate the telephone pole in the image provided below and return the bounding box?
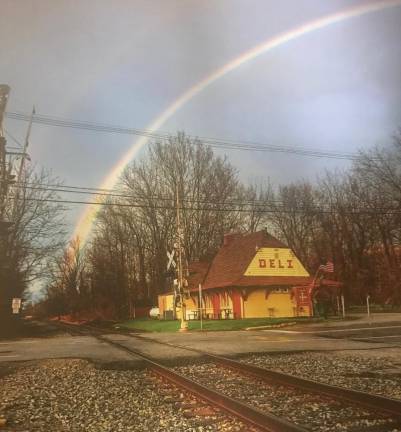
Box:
[0,85,12,244]
[12,105,34,217]
[176,184,188,331]
[0,136,8,227]
[0,85,10,221]
[0,84,13,320]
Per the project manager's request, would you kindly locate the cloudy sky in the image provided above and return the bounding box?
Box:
[1,0,401,237]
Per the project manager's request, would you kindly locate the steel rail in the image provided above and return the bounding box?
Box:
[52,321,306,432]
[110,330,401,421]
[204,353,401,421]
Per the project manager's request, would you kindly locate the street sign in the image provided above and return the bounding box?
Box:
[11,298,21,314]
[12,298,21,308]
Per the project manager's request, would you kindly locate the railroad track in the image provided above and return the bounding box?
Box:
[52,321,401,431]
[52,321,305,431]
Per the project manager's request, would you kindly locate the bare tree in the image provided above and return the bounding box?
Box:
[119,133,245,296]
[0,165,65,320]
[42,130,401,317]
[239,182,273,233]
[268,182,319,267]
[78,133,247,318]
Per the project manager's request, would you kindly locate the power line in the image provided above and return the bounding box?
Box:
[11,183,401,213]
[14,183,282,207]
[5,110,360,160]
[13,182,349,209]
[12,186,287,209]
[26,182,121,193]
[12,195,401,216]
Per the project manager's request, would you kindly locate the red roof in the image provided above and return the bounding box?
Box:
[186,261,210,290]
[198,231,311,291]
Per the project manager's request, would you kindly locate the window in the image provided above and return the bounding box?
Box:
[273,287,288,293]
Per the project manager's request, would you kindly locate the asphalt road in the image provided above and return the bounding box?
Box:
[1,315,401,364]
[0,320,140,365]
[311,323,401,344]
[252,317,401,348]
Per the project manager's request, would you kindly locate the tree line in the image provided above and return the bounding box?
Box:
[0,165,65,324]
[37,131,401,318]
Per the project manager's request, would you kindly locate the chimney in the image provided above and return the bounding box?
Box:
[223,233,239,246]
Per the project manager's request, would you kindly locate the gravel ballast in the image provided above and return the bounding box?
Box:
[241,352,401,400]
[0,359,249,432]
[174,362,400,431]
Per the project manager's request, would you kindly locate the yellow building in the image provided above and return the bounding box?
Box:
[159,230,313,319]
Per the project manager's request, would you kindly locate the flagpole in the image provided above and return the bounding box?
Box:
[309,261,334,317]
[341,294,346,318]
[309,267,321,317]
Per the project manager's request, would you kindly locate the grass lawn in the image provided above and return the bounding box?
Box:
[116,316,324,333]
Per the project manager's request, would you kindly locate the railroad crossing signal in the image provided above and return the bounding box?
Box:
[167,250,176,271]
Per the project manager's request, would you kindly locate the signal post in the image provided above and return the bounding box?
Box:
[176,184,188,331]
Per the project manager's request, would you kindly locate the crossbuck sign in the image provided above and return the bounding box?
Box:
[166,250,176,271]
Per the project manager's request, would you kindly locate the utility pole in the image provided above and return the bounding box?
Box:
[0,84,13,320]
[0,85,10,221]
[12,105,34,216]
[18,105,34,183]
[176,183,188,331]
[0,137,8,227]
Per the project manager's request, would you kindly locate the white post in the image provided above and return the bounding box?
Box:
[366,294,370,319]
[341,294,345,318]
[199,283,203,331]
[336,296,340,317]
[176,185,188,331]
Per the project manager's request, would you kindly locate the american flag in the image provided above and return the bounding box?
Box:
[319,261,334,273]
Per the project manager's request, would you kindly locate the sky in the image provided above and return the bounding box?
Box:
[1,0,401,240]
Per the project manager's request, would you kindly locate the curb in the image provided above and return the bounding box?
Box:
[244,321,298,331]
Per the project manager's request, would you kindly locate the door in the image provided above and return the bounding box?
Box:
[231,290,242,319]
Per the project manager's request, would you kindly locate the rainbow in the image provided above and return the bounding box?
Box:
[73,0,401,244]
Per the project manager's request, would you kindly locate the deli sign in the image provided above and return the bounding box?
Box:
[259,259,293,269]
[244,247,309,277]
